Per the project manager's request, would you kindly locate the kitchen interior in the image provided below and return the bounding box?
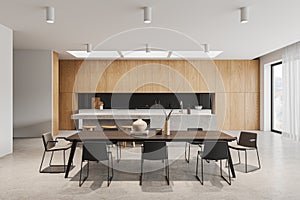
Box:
[1,1,300,199]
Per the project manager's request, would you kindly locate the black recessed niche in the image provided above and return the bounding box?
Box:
[78,93,214,110]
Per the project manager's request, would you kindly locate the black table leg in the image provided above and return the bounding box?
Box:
[65,141,77,178]
[227,148,236,178]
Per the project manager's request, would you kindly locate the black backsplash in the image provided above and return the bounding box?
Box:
[78,93,214,110]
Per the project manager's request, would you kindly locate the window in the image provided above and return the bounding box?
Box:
[271,62,283,133]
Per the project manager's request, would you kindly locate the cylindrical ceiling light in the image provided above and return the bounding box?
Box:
[144,7,152,24]
[240,7,249,24]
[46,6,55,24]
[146,44,150,53]
[87,44,92,53]
[204,44,209,53]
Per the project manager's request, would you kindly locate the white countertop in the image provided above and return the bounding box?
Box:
[72,109,213,119]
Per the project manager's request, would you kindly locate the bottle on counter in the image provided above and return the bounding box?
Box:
[180,101,183,113]
[187,105,191,114]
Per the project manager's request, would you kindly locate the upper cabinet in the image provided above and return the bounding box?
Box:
[60,59,259,94]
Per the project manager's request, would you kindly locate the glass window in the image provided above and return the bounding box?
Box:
[271,62,283,133]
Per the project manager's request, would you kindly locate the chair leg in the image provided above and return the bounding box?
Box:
[107,152,113,186]
[220,159,231,185]
[185,142,189,163]
[238,150,241,164]
[140,159,144,185]
[245,150,248,173]
[165,159,170,185]
[201,158,204,185]
[63,150,66,172]
[256,149,261,169]
[196,151,199,177]
[49,151,54,166]
[195,152,203,185]
[39,151,46,173]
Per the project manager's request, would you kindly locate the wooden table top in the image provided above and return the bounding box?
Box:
[66,130,236,142]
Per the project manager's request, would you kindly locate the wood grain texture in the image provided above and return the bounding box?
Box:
[215,93,231,130]
[52,52,59,136]
[59,93,78,130]
[215,60,231,93]
[245,92,260,129]
[230,93,245,130]
[230,60,246,92]
[58,59,260,130]
[59,60,77,93]
[245,60,260,92]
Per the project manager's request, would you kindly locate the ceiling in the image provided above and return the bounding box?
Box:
[0,0,299,59]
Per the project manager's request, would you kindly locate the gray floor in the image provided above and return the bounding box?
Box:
[1,131,300,200]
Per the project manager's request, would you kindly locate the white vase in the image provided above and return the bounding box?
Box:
[164,119,170,136]
[132,118,147,132]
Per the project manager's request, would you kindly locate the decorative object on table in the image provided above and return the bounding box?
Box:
[163,109,173,136]
[91,97,104,110]
[194,105,202,110]
[132,118,147,132]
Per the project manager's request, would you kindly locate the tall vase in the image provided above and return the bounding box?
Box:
[164,119,170,136]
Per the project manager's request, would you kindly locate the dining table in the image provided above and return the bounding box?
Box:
[64,130,237,178]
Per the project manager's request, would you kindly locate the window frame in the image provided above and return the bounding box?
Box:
[271,61,283,134]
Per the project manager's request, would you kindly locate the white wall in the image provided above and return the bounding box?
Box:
[13,50,53,137]
[259,48,283,131]
[0,24,13,157]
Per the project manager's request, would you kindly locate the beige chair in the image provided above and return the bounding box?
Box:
[39,132,72,173]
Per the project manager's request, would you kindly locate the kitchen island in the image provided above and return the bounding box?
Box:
[72,109,217,131]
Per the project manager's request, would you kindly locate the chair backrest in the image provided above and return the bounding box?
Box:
[202,141,229,160]
[187,128,203,131]
[142,141,168,160]
[42,132,55,151]
[82,141,109,161]
[238,132,257,148]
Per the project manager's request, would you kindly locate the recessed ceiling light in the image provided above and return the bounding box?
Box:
[46,7,55,24]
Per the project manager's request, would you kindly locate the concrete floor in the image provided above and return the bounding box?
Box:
[0,131,300,200]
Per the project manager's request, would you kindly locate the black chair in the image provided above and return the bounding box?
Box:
[39,132,72,173]
[229,131,261,173]
[101,125,122,162]
[79,141,113,187]
[140,141,169,185]
[196,141,231,185]
[185,128,203,163]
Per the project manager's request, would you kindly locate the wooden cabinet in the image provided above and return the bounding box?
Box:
[59,59,260,130]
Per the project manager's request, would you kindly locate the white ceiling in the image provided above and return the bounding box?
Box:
[0,0,299,59]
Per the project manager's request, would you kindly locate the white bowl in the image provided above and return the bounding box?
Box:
[195,105,202,110]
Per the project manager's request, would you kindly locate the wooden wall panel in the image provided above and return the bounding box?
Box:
[74,60,89,93]
[215,60,231,93]
[245,93,260,129]
[52,52,59,136]
[215,93,231,130]
[168,60,189,92]
[245,60,260,92]
[192,60,216,92]
[59,93,77,130]
[59,60,77,93]
[124,60,139,92]
[230,93,245,130]
[58,59,260,130]
[230,61,246,92]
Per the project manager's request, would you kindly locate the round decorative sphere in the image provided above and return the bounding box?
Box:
[132,118,147,131]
